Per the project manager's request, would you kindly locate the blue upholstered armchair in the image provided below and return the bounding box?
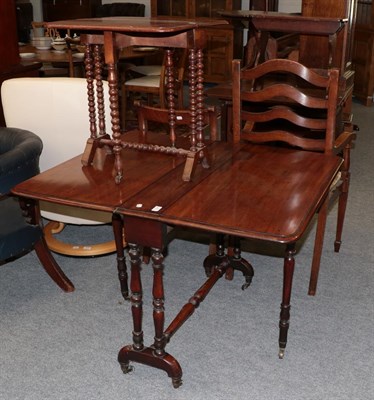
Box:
[0,127,74,292]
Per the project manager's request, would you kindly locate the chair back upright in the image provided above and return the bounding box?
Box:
[231,58,341,154]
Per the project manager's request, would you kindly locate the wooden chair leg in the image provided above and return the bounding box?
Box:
[334,183,349,252]
[308,196,329,296]
[279,243,296,359]
[34,237,75,292]
[334,148,351,252]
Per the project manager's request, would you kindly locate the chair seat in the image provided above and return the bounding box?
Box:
[0,196,42,261]
[128,65,162,76]
[124,75,161,88]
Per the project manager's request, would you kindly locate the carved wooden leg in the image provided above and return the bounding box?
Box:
[129,244,144,351]
[118,245,182,388]
[228,236,254,290]
[203,233,225,277]
[112,213,129,300]
[118,243,143,373]
[279,244,296,359]
[20,197,74,293]
[151,248,166,356]
[150,247,183,388]
[34,238,75,293]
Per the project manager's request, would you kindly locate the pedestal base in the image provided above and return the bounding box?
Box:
[118,345,183,388]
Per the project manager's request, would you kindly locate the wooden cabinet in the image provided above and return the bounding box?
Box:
[42,0,102,21]
[151,0,242,83]
[352,0,374,105]
[299,0,357,116]
[300,0,357,73]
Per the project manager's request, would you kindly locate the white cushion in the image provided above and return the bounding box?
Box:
[125,75,161,88]
[128,65,162,76]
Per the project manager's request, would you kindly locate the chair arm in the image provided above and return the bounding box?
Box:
[0,128,42,194]
[333,130,356,153]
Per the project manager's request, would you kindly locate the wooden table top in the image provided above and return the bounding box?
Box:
[46,16,227,33]
[12,131,342,244]
[218,10,347,35]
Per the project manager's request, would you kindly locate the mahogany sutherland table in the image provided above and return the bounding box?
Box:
[12,131,342,388]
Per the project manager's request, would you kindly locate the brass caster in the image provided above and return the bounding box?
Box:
[172,377,183,389]
[120,363,134,374]
[241,277,252,290]
[278,348,285,359]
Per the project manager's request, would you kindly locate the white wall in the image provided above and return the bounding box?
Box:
[30,0,42,21]
[278,0,301,13]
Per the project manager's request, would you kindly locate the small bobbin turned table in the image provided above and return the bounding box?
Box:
[46,17,227,183]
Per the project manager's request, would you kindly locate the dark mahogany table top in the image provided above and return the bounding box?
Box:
[13,132,342,244]
[46,16,227,33]
[218,10,347,35]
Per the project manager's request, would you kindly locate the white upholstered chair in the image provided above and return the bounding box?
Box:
[1,77,119,256]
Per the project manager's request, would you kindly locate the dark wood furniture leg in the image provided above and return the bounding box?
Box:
[112,213,129,300]
[203,233,226,276]
[118,244,183,388]
[279,243,296,359]
[334,143,352,252]
[204,234,253,290]
[21,198,74,293]
[228,236,254,290]
[118,217,239,387]
[308,197,329,295]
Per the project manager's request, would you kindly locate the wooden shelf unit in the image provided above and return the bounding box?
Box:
[42,0,102,21]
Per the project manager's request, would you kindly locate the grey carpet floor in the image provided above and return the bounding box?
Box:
[0,101,373,400]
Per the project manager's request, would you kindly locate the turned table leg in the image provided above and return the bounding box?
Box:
[112,213,129,300]
[118,243,144,373]
[278,243,296,359]
[204,234,254,290]
[228,236,254,290]
[118,244,182,388]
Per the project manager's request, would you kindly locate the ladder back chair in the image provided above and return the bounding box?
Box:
[231,58,356,295]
